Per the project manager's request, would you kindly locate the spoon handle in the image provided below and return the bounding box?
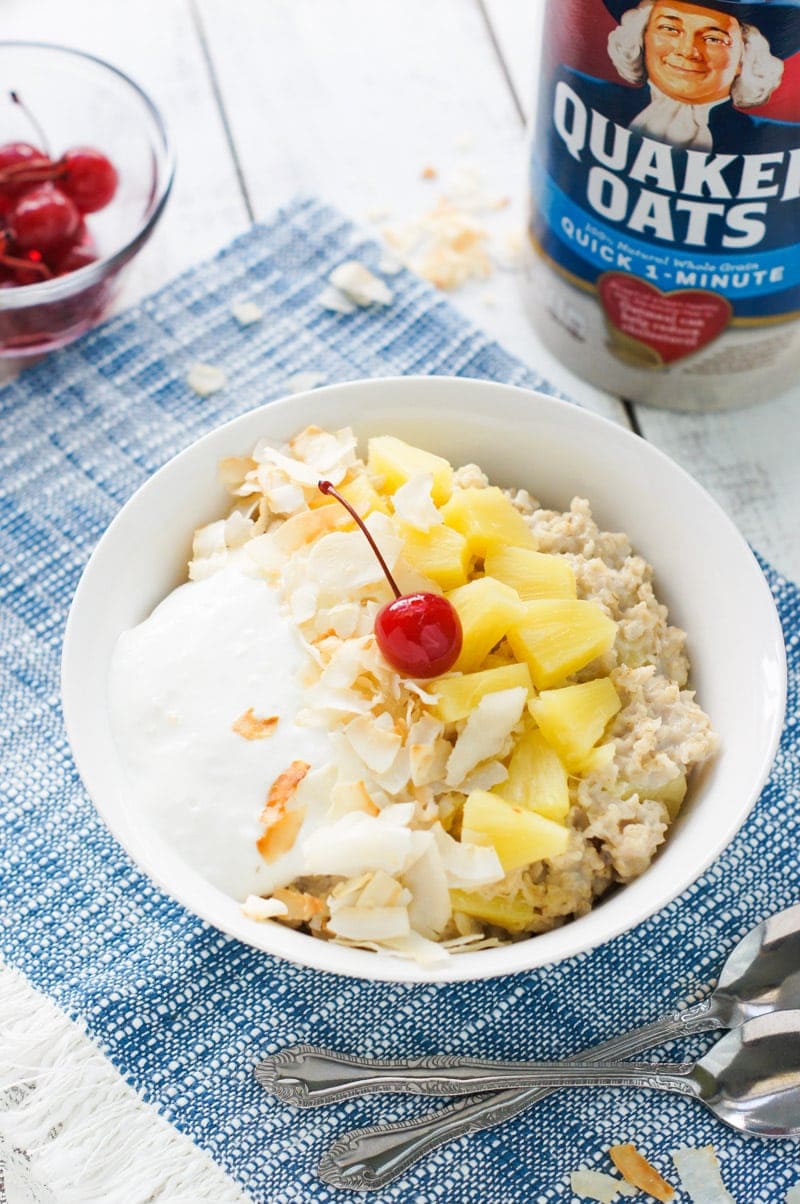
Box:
[317,998,722,1191]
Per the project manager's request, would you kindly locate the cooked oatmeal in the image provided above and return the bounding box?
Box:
[110,425,717,965]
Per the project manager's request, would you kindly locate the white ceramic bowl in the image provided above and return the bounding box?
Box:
[61,377,786,982]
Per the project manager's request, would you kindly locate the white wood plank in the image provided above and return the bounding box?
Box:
[481,0,542,122]
[634,399,800,583]
[194,0,628,424]
[0,0,249,306]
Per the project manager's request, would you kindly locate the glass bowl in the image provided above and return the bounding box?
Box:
[0,42,174,356]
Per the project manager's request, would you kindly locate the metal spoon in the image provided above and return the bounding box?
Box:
[276,1012,800,1138]
[254,902,800,1190]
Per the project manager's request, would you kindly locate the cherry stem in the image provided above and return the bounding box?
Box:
[11,90,50,159]
[0,160,64,187]
[318,479,401,598]
[0,251,51,279]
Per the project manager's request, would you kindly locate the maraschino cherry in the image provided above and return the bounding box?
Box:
[0,91,117,287]
[318,479,462,678]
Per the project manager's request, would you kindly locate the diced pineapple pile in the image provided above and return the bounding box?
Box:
[189,425,708,963]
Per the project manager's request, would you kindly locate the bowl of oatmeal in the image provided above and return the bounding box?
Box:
[61,377,786,981]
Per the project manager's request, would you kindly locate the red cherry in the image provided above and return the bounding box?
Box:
[12,184,80,251]
[49,221,97,275]
[61,147,118,213]
[52,243,98,275]
[375,592,463,678]
[318,479,463,678]
[0,142,48,194]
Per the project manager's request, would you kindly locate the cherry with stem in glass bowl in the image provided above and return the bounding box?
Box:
[318,479,462,678]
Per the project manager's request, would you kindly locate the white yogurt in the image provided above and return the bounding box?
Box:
[108,559,333,900]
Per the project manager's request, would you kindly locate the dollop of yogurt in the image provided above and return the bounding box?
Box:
[109,557,333,900]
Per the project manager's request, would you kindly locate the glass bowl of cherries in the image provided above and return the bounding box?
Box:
[0,42,174,356]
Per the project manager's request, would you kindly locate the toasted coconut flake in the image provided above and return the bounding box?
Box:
[305,515,402,602]
[374,746,412,797]
[224,510,256,549]
[383,930,450,965]
[254,444,329,487]
[402,833,451,938]
[321,639,373,690]
[569,1169,636,1202]
[328,261,393,307]
[289,426,358,475]
[272,886,327,923]
[610,1145,674,1202]
[264,481,306,517]
[433,823,504,889]
[241,895,289,921]
[271,507,349,556]
[445,687,527,787]
[303,811,413,878]
[218,456,257,493]
[187,362,227,396]
[350,871,412,910]
[330,872,372,905]
[392,474,441,531]
[188,551,228,581]
[257,809,305,862]
[243,533,284,579]
[328,906,410,941]
[377,802,416,826]
[345,712,403,775]
[259,760,311,825]
[232,708,279,741]
[231,298,263,326]
[318,285,358,314]
[286,370,327,394]
[410,737,451,788]
[193,519,228,562]
[458,760,508,794]
[289,583,320,624]
[671,1146,735,1204]
[328,780,379,819]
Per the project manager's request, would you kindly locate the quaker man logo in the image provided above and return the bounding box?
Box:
[605,0,794,149]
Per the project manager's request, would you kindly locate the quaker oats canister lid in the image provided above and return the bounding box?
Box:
[603,0,800,57]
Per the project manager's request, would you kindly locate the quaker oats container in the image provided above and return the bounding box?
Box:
[524,0,800,411]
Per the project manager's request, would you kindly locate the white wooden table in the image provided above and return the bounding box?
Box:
[4,0,797,581]
[0,8,797,1199]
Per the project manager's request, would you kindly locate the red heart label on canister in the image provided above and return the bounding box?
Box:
[598,274,732,367]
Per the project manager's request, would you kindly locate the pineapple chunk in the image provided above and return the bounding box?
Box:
[446,577,526,673]
[620,771,688,821]
[450,888,534,933]
[529,679,621,772]
[507,599,617,689]
[310,472,389,519]
[339,473,390,518]
[399,522,471,591]
[441,487,537,558]
[433,662,532,723]
[484,547,577,601]
[497,728,570,821]
[462,789,569,872]
[579,741,616,777]
[367,436,453,505]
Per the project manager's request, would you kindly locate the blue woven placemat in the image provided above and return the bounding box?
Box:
[1,196,798,1204]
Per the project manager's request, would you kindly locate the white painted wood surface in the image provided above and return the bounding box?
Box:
[3,0,797,582]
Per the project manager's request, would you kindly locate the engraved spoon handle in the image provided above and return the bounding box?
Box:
[257,1045,562,1107]
[318,999,721,1191]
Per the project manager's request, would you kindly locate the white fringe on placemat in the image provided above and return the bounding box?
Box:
[0,963,250,1204]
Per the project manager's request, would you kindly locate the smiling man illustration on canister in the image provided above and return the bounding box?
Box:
[606,0,786,148]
